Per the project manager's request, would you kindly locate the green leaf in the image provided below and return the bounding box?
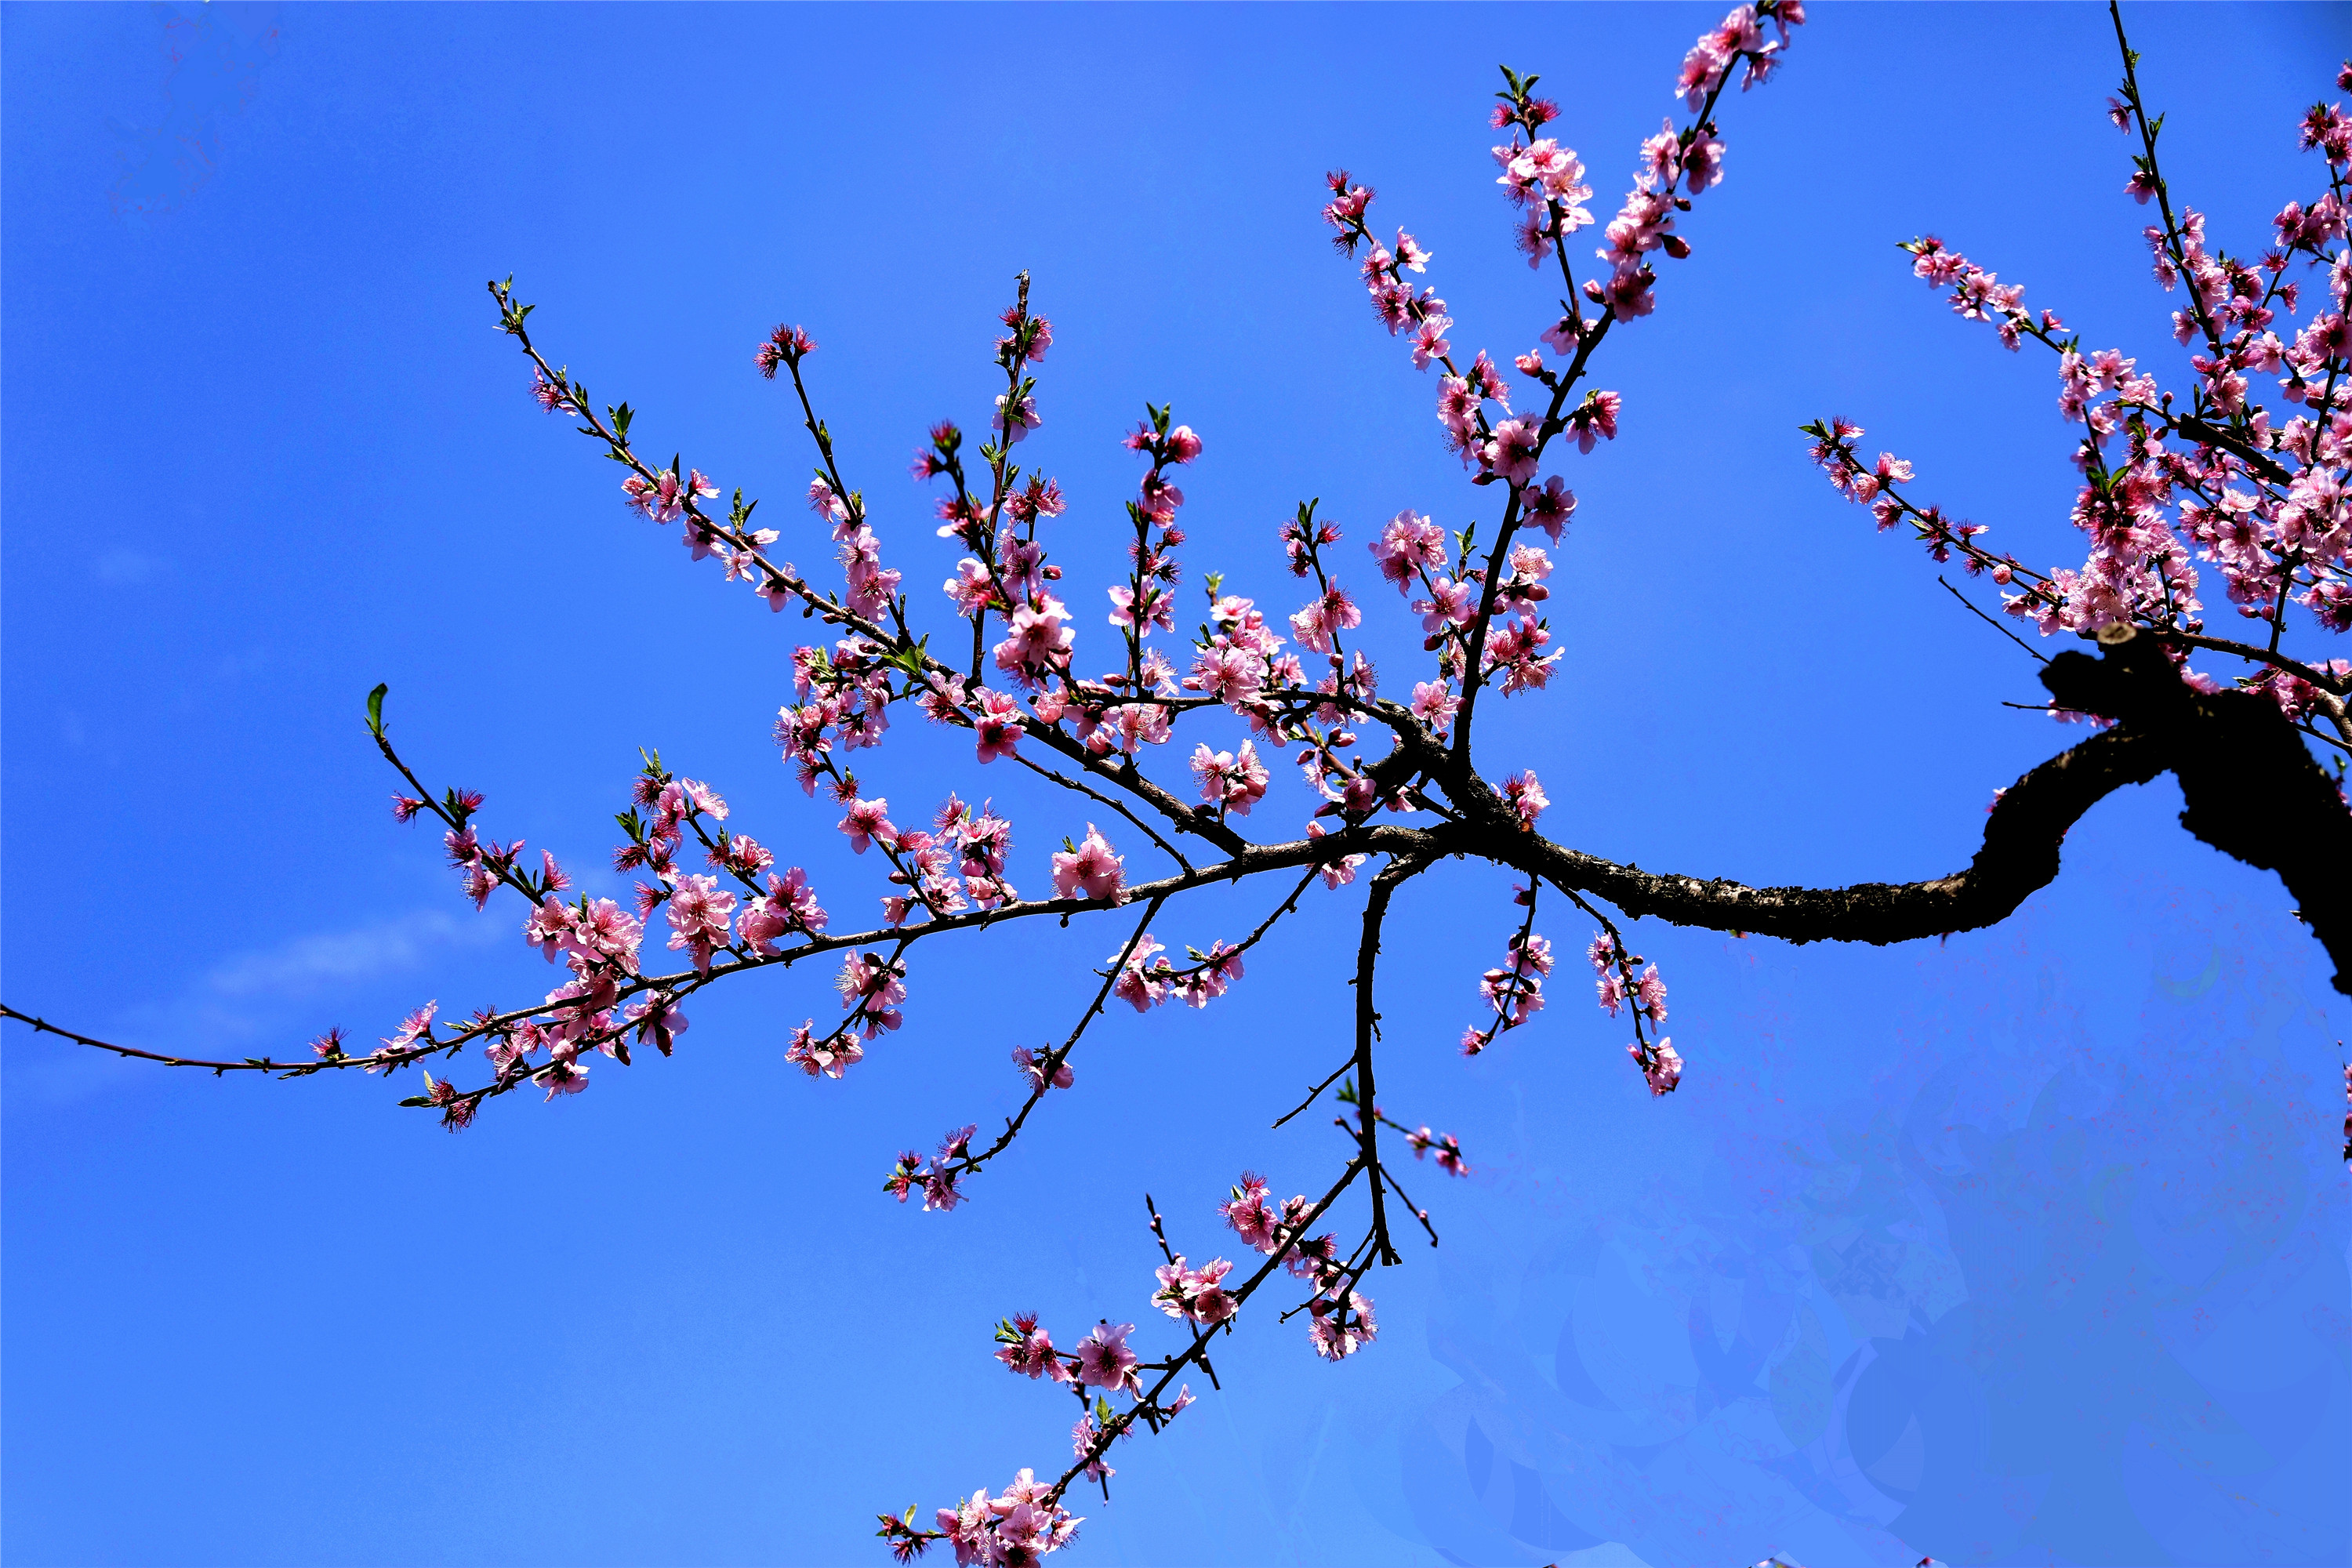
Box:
[366,682,388,738]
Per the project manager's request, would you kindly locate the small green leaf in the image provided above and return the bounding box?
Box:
[366,682,388,738]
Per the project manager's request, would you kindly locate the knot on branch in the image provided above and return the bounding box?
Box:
[2044,628,2352,993]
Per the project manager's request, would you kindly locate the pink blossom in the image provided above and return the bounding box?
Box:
[524,896,573,961]
[1306,1289,1377,1360]
[755,323,814,378]
[1011,1045,1074,1094]
[665,873,738,975]
[971,687,1026,764]
[1501,140,1594,223]
[1180,941,1245,1007]
[1112,933,1171,1012]
[1502,770,1548,827]
[1051,825,1127,903]
[1406,1126,1470,1176]
[1083,702,1173,757]
[993,391,1040,445]
[1106,582,1175,634]
[834,950,908,1038]
[839,797,893,855]
[784,1019,862,1079]
[1409,316,1453,370]
[1413,576,1476,634]
[1307,821,1367,888]
[1566,390,1621,452]
[1631,964,1668,1021]
[535,1053,590,1099]
[1482,614,1560,694]
[379,1001,437,1062]
[738,867,826,955]
[1191,739,1271,815]
[995,1313,1066,1381]
[926,1472,1080,1568]
[1523,476,1577,539]
[807,477,849,524]
[1073,1321,1142,1395]
[1477,416,1542,485]
[1632,1036,1684,1095]
[1220,1172,1283,1251]
[1410,680,1461,734]
[1152,1254,1238,1326]
[1070,1415,1115,1484]
[1436,374,1483,444]
[993,594,1076,688]
[1289,585,1362,653]
[624,993,688,1057]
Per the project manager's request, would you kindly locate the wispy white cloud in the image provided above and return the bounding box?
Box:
[9,907,505,1105]
[202,908,497,1000]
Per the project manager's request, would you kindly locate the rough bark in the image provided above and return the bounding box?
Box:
[1460,633,2351,994]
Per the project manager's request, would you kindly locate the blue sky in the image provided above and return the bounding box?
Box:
[5,4,2348,1565]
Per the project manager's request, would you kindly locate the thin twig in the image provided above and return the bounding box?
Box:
[1939,575,2048,663]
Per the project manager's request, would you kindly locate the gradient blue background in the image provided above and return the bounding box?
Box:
[5,5,2348,1565]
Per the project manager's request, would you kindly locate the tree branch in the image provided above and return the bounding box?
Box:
[1478,726,2163,948]
[1352,855,1426,1268]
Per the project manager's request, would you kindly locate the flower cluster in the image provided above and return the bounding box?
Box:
[1109,933,1246,1013]
[1305,1288,1379,1362]
[1189,740,1270,816]
[1490,64,1594,270]
[1219,1172,1321,1266]
[887,1470,1080,1568]
[1150,1255,1237,1326]
[1590,931,1682,1095]
[1583,4,1804,322]
[1405,1125,1469,1176]
[1817,63,2352,728]
[776,637,897,796]
[1218,1172,1372,1360]
[1465,931,1552,1055]
[1328,191,1450,372]
[885,1124,977,1212]
[1501,769,1548,828]
[1679,2,1801,111]
[1050,826,1127,904]
[1109,405,1201,663]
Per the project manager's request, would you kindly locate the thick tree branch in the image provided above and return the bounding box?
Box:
[1472,727,2166,949]
[1448,634,2352,997]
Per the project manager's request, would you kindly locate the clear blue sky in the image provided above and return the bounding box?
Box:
[5,5,2348,1565]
